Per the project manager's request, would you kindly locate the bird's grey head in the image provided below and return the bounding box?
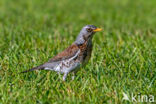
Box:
[75,25,102,45]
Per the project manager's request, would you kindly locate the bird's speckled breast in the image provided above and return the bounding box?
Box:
[78,39,93,65]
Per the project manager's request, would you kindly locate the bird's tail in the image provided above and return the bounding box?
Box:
[20,65,44,73]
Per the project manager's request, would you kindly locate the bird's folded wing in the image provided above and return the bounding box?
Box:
[48,43,79,62]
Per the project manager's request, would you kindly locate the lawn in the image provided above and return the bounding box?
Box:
[0,0,156,103]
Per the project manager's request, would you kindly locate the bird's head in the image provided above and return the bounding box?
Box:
[75,25,102,45]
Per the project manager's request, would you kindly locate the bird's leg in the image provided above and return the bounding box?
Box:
[72,71,78,80]
[63,73,68,81]
[57,72,62,79]
[72,72,75,80]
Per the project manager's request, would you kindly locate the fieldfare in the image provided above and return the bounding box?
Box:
[21,25,102,81]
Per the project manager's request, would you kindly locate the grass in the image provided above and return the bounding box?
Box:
[0,0,156,103]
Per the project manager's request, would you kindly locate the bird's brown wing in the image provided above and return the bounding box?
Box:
[20,43,79,73]
[48,43,79,62]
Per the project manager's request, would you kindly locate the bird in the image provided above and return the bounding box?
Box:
[21,25,102,81]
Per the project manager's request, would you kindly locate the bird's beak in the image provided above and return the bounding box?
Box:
[93,28,102,32]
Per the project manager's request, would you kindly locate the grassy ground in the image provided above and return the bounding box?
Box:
[0,0,156,103]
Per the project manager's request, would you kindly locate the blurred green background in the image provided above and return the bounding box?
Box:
[0,0,156,103]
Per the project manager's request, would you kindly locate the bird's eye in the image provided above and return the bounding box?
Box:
[86,28,92,32]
